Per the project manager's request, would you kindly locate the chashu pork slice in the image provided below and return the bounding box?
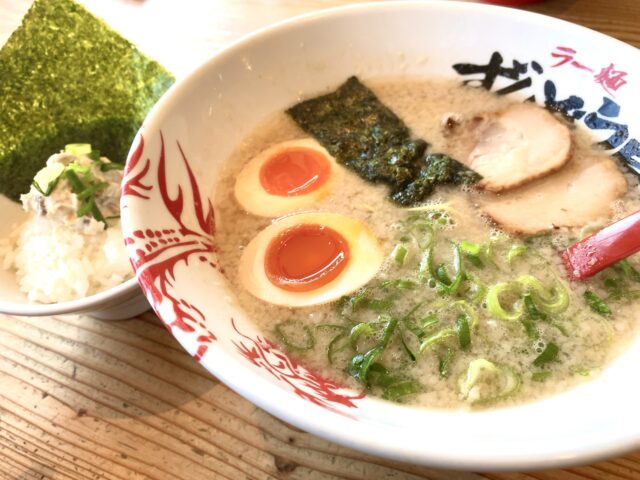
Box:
[477,153,627,235]
[467,103,572,192]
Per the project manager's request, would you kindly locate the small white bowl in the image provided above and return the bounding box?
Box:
[0,194,148,320]
[121,0,640,470]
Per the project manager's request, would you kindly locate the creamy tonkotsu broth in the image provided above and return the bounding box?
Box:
[215,78,640,409]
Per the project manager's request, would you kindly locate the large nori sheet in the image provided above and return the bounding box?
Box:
[287,76,479,205]
[0,0,174,200]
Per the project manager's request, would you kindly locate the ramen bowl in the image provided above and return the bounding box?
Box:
[120,1,640,470]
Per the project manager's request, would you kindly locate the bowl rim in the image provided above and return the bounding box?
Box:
[0,276,140,316]
[122,0,640,470]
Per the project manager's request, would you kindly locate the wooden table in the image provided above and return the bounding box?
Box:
[2,0,640,478]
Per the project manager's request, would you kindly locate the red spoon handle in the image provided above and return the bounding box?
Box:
[562,210,640,280]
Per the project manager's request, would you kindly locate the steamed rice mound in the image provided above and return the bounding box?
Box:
[0,217,130,302]
[0,148,133,303]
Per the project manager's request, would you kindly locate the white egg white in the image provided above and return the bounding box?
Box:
[234,138,341,217]
[238,212,383,307]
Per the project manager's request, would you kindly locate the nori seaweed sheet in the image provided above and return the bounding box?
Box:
[0,0,174,200]
[287,76,480,206]
[391,154,482,206]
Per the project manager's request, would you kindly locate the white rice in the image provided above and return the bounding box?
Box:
[0,149,133,303]
[0,217,131,303]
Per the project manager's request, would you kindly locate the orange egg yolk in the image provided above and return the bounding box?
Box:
[264,223,350,292]
[259,147,331,196]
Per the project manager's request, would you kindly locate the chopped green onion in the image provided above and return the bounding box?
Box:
[327,332,348,364]
[274,321,315,351]
[390,279,417,290]
[520,316,539,340]
[419,243,463,295]
[31,173,62,197]
[348,318,398,386]
[418,248,432,283]
[66,161,91,174]
[584,290,612,316]
[550,321,570,337]
[399,332,417,361]
[400,303,427,339]
[366,364,421,401]
[533,342,559,367]
[392,244,408,266]
[348,346,384,386]
[460,240,482,257]
[615,259,640,282]
[531,371,551,382]
[451,300,478,329]
[367,363,395,388]
[518,275,569,314]
[419,328,456,353]
[523,293,547,321]
[410,221,435,249]
[458,359,521,405]
[436,264,452,285]
[59,160,112,227]
[456,314,471,350]
[444,244,464,295]
[338,288,369,314]
[464,273,487,303]
[460,240,484,268]
[507,244,527,265]
[420,313,439,330]
[486,281,524,321]
[365,298,394,312]
[77,180,109,201]
[349,323,374,350]
[438,348,454,378]
[382,379,421,401]
[64,143,92,155]
[314,324,349,364]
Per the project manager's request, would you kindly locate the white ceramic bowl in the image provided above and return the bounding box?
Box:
[121,1,640,470]
[0,194,148,320]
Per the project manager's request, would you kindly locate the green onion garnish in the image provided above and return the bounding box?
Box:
[382,379,421,401]
[438,348,454,378]
[419,328,456,353]
[523,293,547,321]
[507,244,527,265]
[64,143,92,155]
[349,322,374,350]
[531,371,551,382]
[486,281,524,321]
[274,321,315,351]
[392,244,408,266]
[456,314,471,350]
[520,316,539,340]
[583,290,612,316]
[533,342,559,367]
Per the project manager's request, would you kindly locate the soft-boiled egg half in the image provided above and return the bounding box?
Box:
[238,212,383,307]
[234,139,340,217]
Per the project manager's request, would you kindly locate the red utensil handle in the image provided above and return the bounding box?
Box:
[562,210,640,280]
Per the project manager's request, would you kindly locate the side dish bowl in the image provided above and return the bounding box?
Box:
[120,1,640,470]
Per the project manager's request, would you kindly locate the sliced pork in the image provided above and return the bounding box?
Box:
[478,153,627,235]
[467,103,572,193]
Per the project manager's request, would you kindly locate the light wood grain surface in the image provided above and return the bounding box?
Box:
[2,0,640,479]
